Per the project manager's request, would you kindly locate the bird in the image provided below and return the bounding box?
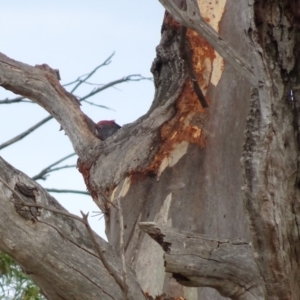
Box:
[95,120,121,141]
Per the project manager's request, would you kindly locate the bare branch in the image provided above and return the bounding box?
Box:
[140,222,264,300]
[0,176,84,223]
[0,53,99,158]
[0,61,149,152]
[36,165,76,178]
[0,115,52,150]
[0,53,115,106]
[31,153,76,181]
[46,189,89,195]
[80,211,126,294]
[0,156,146,299]
[0,174,131,296]
[82,99,114,110]
[79,75,151,102]
[0,96,26,104]
[159,0,257,86]
[69,52,115,93]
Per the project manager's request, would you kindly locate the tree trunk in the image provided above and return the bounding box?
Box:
[1,0,300,299]
[103,1,252,299]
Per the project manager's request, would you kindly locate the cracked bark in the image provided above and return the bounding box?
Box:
[1,0,300,299]
[140,222,264,300]
[0,157,145,300]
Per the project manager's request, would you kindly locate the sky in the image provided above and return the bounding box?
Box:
[0,1,165,239]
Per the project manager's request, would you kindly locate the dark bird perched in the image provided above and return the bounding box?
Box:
[95,120,121,140]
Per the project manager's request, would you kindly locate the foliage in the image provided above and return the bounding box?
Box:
[0,252,45,300]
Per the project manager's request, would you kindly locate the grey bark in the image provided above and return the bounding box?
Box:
[0,0,300,300]
[140,222,264,300]
[0,157,145,300]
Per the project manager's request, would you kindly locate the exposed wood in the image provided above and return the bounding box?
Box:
[159,0,257,86]
[1,1,300,299]
[140,222,264,300]
[0,0,254,298]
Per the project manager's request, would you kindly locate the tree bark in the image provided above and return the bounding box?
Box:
[241,1,300,299]
[0,157,145,300]
[104,1,252,298]
[140,222,264,300]
[1,0,300,299]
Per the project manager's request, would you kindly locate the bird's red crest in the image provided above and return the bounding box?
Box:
[96,120,116,126]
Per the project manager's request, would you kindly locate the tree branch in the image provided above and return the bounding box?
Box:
[159,0,257,86]
[0,96,27,104]
[31,153,76,181]
[0,156,146,300]
[80,211,126,294]
[0,173,129,296]
[0,64,149,152]
[0,116,52,150]
[69,52,115,93]
[45,188,89,195]
[78,75,151,103]
[81,99,113,110]
[139,222,264,300]
[0,52,97,158]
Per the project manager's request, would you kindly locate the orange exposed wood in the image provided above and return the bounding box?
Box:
[77,160,98,201]
[130,15,215,180]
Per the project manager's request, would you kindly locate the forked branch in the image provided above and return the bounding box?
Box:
[0,156,146,300]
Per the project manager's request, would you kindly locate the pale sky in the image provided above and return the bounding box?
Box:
[0,1,165,238]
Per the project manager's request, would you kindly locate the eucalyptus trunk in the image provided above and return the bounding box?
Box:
[0,1,300,300]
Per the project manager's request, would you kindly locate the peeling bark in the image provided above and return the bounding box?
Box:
[140,222,264,300]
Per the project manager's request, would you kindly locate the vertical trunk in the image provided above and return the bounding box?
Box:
[104,1,252,299]
[241,1,300,299]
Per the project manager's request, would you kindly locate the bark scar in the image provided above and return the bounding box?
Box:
[14,183,40,221]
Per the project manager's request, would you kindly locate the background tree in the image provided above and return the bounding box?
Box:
[1,1,299,300]
[0,252,45,300]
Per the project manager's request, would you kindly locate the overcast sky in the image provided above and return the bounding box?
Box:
[0,1,165,238]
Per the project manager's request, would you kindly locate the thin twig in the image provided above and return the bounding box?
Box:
[79,75,151,103]
[31,153,76,180]
[0,74,149,151]
[91,211,104,220]
[33,165,76,181]
[0,175,126,294]
[46,189,89,195]
[80,211,125,291]
[70,52,115,93]
[82,99,114,110]
[76,81,108,86]
[0,96,25,104]
[0,116,52,150]
[1,53,115,105]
